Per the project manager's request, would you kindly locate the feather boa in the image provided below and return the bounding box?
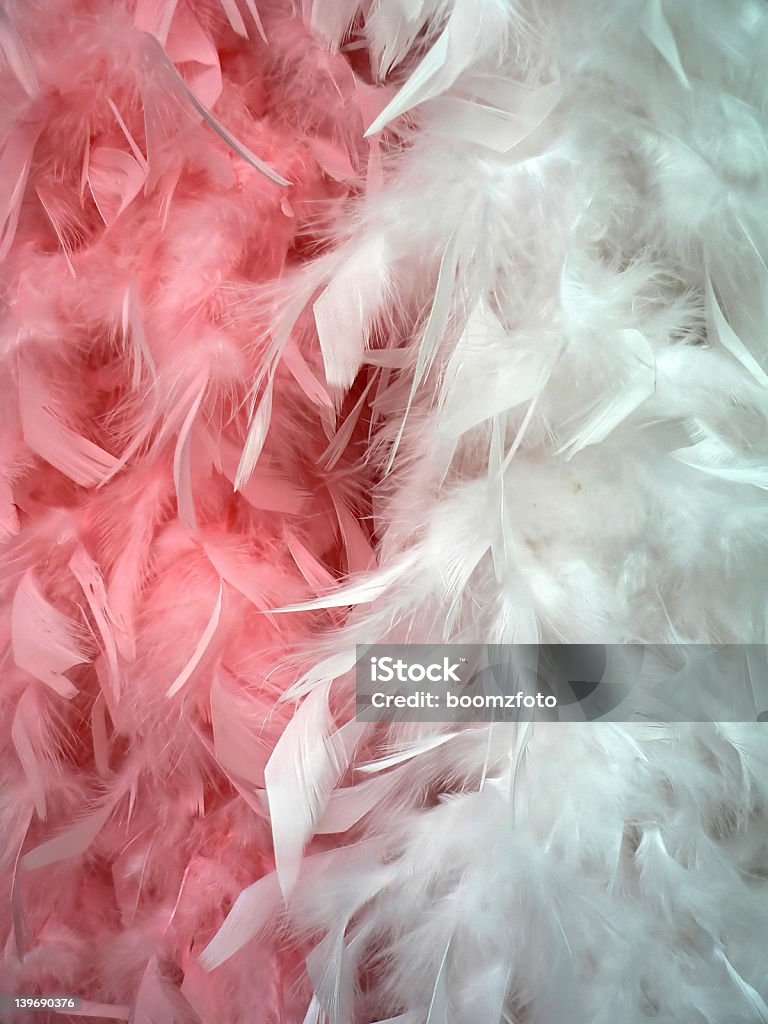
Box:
[2,0,768,1021]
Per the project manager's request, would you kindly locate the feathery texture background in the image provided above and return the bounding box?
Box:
[1,0,768,1021]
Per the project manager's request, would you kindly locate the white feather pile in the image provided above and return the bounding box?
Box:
[207,0,768,1020]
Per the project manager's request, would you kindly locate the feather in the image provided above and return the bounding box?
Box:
[92,691,111,778]
[219,0,248,39]
[0,7,38,97]
[165,2,222,107]
[88,147,147,226]
[148,372,209,459]
[4,0,768,1018]
[173,382,206,529]
[215,437,308,514]
[133,956,200,1024]
[106,98,149,173]
[11,814,31,960]
[272,550,418,612]
[425,77,561,153]
[283,340,334,410]
[36,184,84,279]
[144,34,291,187]
[202,537,271,611]
[330,490,376,574]
[557,330,656,456]
[234,380,274,491]
[640,0,691,91]
[19,361,120,486]
[22,800,115,870]
[0,124,39,261]
[199,870,282,970]
[134,0,178,43]
[308,0,360,47]
[321,377,375,470]
[70,545,122,703]
[302,996,322,1024]
[0,474,19,540]
[308,137,358,183]
[714,947,768,1023]
[210,670,269,787]
[241,0,267,43]
[705,272,768,387]
[313,236,390,390]
[280,648,359,703]
[264,682,349,897]
[165,582,223,698]
[365,0,504,136]
[387,232,459,472]
[316,770,405,834]
[438,301,541,438]
[364,24,452,136]
[79,133,90,203]
[304,923,359,1024]
[671,431,768,489]
[425,940,451,1024]
[356,733,459,774]
[11,571,89,700]
[235,293,312,488]
[11,687,51,820]
[121,283,158,390]
[286,530,337,594]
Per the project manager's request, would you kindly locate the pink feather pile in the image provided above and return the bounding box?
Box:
[3,1,768,1023]
[1,1,377,1018]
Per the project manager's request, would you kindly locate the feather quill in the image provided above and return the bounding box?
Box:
[145,34,290,187]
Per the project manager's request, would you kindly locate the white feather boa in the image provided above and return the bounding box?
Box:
[209,1,768,1021]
